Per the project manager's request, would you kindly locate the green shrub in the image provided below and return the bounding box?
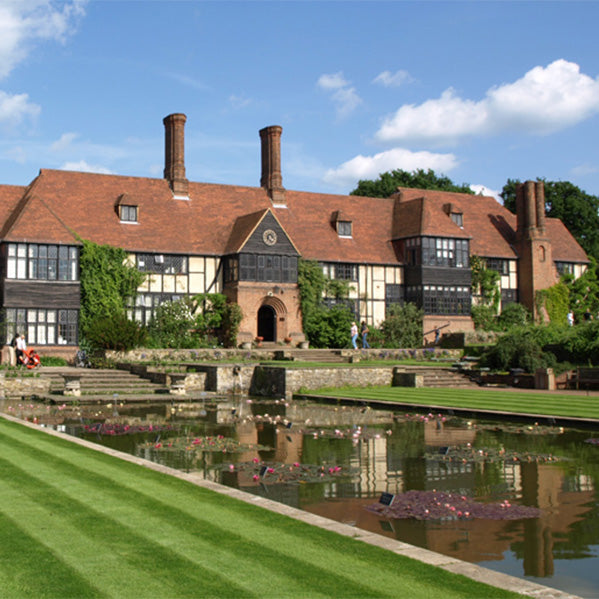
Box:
[496,303,530,330]
[479,326,556,373]
[379,303,423,348]
[40,356,68,367]
[303,304,355,349]
[471,304,497,330]
[85,313,147,351]
[147,297,199,349]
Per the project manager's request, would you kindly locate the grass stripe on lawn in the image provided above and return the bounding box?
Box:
[0,511,106,599]
[0,418,525,599]
[307,386,599,420]
[0,438,383,598]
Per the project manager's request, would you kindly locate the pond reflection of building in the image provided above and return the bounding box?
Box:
[287,404,394,428]
[423,420,476,447]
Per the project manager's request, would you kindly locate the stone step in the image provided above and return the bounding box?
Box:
[40,367,170,399]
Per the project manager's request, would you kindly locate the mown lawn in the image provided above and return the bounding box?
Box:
[304,386,599,420]
[0,417,523,599]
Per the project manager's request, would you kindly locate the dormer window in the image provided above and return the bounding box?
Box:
[450,212,463,227]
[331,210,352,237]
[120,205,138,223]
[443,203,463,228]
[337,221,352,237]
[115,193,138,223]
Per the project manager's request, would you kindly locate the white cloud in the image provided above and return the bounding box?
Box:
[375,60,599,146]
[317,72,349,91]
[0,90,40,129]
[470,184,501,202]
[60,160,112,175]
[50,132,78,151]
[571,163,599,176]
[317,71,362,119]
[323,147,458,188]
[229,94,252,110]
[0,1,86,79]
[372,70,413,88]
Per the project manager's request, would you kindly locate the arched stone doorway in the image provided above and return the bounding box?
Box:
[257,305,276,341]
[256,296,288,342]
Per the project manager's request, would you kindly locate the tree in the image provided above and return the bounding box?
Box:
[500,178,599,262]
[563,258,599,321]
[351,169,474,198]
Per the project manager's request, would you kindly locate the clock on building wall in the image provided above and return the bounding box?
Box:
[263,229,278,246]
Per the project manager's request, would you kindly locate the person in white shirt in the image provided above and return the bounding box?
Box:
[16,334,27,365]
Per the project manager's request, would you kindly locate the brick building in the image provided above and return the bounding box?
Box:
[0,113,589,351]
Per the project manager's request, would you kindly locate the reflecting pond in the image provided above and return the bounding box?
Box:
[3,396,599,599]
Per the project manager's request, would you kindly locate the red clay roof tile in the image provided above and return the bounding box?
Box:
[0,169,588,267]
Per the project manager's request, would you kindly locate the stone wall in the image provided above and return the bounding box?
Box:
[0,373,51,398]
[250,366,395,399]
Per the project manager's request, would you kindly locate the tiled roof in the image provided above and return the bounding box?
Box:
[224,209,268,254]
[546,218,589,263]
[393,196,470,240]
[397,188,517,258]
[0,169,588,266]
[0,184,26,225]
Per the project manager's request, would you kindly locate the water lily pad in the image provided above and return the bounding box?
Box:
[214,460,357,484]
[366,490,542,521]
[140,435,270,453]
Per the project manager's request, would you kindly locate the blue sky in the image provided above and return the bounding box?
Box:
[1,1,598,201]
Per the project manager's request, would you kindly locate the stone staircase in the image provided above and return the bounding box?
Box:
[287,349,349,363]
[39,367,170,402]
[404,366,479,388]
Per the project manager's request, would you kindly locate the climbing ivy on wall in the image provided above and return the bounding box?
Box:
[78,239,146,348]
[535,282,569,324]
[297,259,354,348]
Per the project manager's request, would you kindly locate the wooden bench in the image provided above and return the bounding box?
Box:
[571,367,599,390]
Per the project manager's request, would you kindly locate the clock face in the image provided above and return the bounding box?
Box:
[263,229,278,246]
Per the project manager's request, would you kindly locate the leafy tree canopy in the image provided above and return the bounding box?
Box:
[500,178,599,262]
[350,169,474,198]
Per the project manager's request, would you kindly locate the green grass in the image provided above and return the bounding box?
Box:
[0,417,524,599]
[305,386,599,420]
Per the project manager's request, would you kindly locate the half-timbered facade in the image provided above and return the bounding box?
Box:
[0,113,589,351]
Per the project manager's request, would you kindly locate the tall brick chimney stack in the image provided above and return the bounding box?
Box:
[259,125,286,205]
[515,180,556,319]
[163,113,189,197]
